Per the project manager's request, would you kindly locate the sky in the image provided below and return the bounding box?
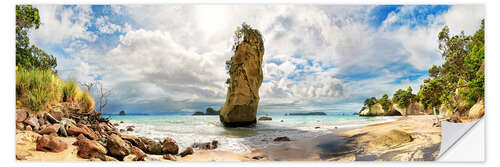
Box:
[28,4,485,114]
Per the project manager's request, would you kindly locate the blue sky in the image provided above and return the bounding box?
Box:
[29,4,485,114]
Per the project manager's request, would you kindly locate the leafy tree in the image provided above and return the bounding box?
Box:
[16,5,57,71]
[364,97,377,107]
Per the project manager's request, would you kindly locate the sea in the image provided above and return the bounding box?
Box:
[107,113,398,153]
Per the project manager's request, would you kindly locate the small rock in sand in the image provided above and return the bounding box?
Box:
[163,154,176,161]
[180,147,194,157]
[273,136,291,142]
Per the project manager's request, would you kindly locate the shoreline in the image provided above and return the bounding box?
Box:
[16,115,441,162]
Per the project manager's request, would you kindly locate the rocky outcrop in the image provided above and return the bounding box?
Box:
[468,99,484,119]
[273,136,291,142]
[220,26,264,127]
[36,135,68,153]
[359,103,401,116]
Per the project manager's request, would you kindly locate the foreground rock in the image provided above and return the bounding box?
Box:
[67,123,97,140]
[139,137,163,155]
[73,136,108,159]
[107,134,131,159]
[38,124,60,135]
[162,137,179,154]
[180,147,194,157]
[273,136,291,142]
[192,140,218,150]
[36,135,68,153]
[219,24,264,127]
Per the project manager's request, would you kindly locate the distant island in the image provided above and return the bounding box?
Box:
[192,107,220,116]
[119,110,126,115]
[287,112,327,116]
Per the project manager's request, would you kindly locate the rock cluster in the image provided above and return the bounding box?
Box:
[15,102,205,161]
[220,26,265,127]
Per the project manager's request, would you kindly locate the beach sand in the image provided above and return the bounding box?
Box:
[16,115,441,162]
[259,115,441,161]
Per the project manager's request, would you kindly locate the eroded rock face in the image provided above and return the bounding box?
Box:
[220,27,264,127]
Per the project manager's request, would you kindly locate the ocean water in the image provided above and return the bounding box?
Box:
[108,114,398,153]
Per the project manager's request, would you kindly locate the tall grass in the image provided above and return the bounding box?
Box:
[16,68,63,111]
[16,67,95,113]
[79,91,95,113]
[62,80,78,102]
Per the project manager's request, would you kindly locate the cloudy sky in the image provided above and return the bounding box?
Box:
[29,4,484,114]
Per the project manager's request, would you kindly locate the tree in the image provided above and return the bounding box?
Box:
[16,5,57,71]
[80,81,96,93]
[96,81,112,113]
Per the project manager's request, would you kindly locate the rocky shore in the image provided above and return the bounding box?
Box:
[15,103,266,162]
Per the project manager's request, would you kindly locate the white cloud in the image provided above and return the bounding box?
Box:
[29,5,485,113]
[95,16,123,34]
[31,5,96,47]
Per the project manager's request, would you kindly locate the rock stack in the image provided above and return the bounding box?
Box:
[220,25,264,127]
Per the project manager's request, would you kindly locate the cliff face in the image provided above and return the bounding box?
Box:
[359,103,401,116]
[361,102,429,116]
[219,27,264,127]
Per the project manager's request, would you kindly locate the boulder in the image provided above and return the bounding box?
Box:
[36,135,68,153]
[220,26,264,127]
[16,109,28,122]
[106,134,131,159]
[258,116,272,121]
[406,102,426,115]
[468,99,485,119]
[44,113,59,124]
[25,125,32,131]
[162,137,179,154]
[139,137,163,155]
[67,123,97,140]
[273,136,291,142]
[130,146,147,161]
[121,134,147,151]
[179,147,194,157]
[24,117,40,130]
[38,124,60,135]
[73,137,107,159]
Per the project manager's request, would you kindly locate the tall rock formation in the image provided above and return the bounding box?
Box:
[220,25,264,127]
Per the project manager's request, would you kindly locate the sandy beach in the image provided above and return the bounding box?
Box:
[16,115,441,162]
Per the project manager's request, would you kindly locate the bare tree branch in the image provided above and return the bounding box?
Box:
[96,81,112,113]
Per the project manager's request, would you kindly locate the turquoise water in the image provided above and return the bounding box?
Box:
[108,114,398,153]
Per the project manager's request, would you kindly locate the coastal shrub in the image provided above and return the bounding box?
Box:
[79,91,95,113]
[16,68,63,111]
